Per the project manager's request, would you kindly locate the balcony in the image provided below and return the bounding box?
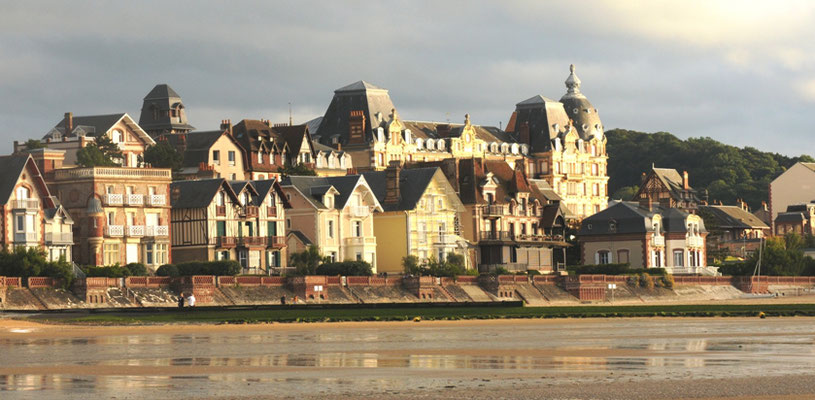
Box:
[215,236,236,248]
[652,234,665,247]
[436,233,458,245]
[349,206,369,218]
[345,236,376,246]
[105,193,123,206]
[686,235,704,248]
[240,205,259,218]
[12,199,39,210]
[45,232,73,245]
[125,194,143,206]
[105,225,124,237]
[480,231,513,242]
[13,232,37,243]
[266,236,285,248]
[267,206,277,217]
[127,225,145,237]
[145,194,166,206]
[145,225,169,237]
[216,205,226,216]
[481,204,508,217]
[238,236,266,247]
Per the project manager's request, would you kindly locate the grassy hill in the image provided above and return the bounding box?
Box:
[606,129,814,208]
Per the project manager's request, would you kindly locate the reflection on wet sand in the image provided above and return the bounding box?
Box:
[1,318,814,398]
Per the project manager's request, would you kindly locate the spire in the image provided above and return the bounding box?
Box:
[564,63,582,96]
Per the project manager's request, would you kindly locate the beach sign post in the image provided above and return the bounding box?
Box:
[608,283,617,302]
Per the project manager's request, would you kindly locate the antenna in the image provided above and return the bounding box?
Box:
[288,102,293,126]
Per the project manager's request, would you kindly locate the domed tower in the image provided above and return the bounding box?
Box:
[139,84,195,138]
[559,64,603,141]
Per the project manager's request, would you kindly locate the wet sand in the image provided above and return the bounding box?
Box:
[2,316,815,399]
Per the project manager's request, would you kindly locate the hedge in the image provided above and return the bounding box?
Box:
[315,261,373,276]
[568,263,667,276]
[156,260,241,277]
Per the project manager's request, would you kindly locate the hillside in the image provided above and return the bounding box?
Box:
[606,129,814,209]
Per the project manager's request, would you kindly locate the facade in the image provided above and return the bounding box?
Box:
[170,179,289,274]
[699,204,770,260]
[138,84,195,138]
[505,64,609,219]
[579,201,714,275]
[15,112,156,168]
[361,165,468,273]
[633,167,700,213]
[313,142,354,176]
[161,130,247,180]
[48,165,172,269]
[769,162,815,234]
[311,65,608,220]
[774,202,815,236]
[281,175,382,271]
[0,154,74,261]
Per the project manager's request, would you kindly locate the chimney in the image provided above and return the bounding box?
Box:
[762,201,768,211]
[348,110,366,145]
[437,124,452,138]
[337,143,342,151]
[64,112,73,133]
[384,161,401,205]
[519,122,530,145]
[220,119,232,135]
[683,171,689,189]
[641,172,647,184]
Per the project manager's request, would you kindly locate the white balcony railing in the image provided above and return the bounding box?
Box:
[45,232,73,244]
[127,225,145,237]
[345,236,376,246]
[13,232,37,243]
[105,225,124,237]
[349,206,369,218]
[12,199,39,210]
[145,225,169,237]
[652,234,665,247]
[105,194,123,206]
[436,233,458,245]
[145,194,166,206]
[126,194,143,206]
[686,235,704,248]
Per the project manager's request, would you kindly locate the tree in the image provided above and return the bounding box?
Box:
[76,135,123,167]
[24,139,45,150]
[0,247,74,288]
[279,163,317,178]
[610,185,638,201]
[289,245,330,276]
[143,141,183,170]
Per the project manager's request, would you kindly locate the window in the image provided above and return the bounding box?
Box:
[15,215,24,233]
[286,218,291,229]
[356,252,362,261]
[228,151,236,166]
[258,150,264,164]
[111,130,123,143]
[267,250,280,267]
[216,221,226,237]
[330,251,337,262]
[218,251,229,260]
[16,187,29,200]
[354,220,362,237]
[328,220,334,238]
[107,212,115,225]
[673,250,684,267]
[238,250,247,268]
[103,243,119,266]
[213,150,220,165]
[617,250,630,264]
[597,250,610,264]
[146,243,154,265]
[231,173,237,180]
[216,192,225,207]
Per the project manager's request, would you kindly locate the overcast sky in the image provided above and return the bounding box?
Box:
[2,1,813,156]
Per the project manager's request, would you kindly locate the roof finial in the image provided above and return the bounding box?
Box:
[288,102,293,126]
[464,113,471,127]
[564,63,582,96]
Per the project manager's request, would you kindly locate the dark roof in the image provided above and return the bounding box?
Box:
[506,96,570,153]
[232,119,289,153]
[579,201,705,236]
[273,124,314,158]
[529,179,562,202]
[47,113,125,139]
[287,230,313,245]
[361,168,439,212]
[700,205,769,229]
[143,84,181,100]
[639,167,700,205]
[336,80,386,92]
[251,179,292,208]
[400,120,515,143]
[139,84,195,133]
[171,179,234,209]
[162,130,231,168]
[559,64,603,141]
[775,212,806,224]
[282,175,366,209]
[314,80,397,143]
[0,155,36,204]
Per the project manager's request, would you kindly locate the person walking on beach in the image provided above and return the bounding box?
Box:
[280,295,286,305]
[178,293,185,308]
[187,293,196,307]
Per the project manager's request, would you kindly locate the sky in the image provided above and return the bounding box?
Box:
[1,0,814,156]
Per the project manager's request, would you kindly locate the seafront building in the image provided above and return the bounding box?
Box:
[281,175,382,271]
[699,204,769,259]
[361,165,468,273]
[169,179,289,274]
[161,128,248,180]
[0,154,74,261]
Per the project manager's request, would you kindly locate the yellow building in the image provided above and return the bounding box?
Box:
[361,165,468,273]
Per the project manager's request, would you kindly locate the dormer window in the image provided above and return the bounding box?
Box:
[258,150,264,164]
[111,130,123,144]
[324,195,333,208]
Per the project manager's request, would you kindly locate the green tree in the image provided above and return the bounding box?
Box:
[289,245,330,276]
[76,135,123,167]
[279,163,317,178]
[610,185,638,201]
[24,139,45,150]
[143,141,183,170]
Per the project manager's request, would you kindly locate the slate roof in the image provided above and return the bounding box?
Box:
[401,120,515,144]
[579,201,706,236]
[171,179,234,209]
[700,205,769,229]
[645,167,700,204]
[335,80,387,92]
[273,124,314,158]
[775,212,806,224]
[288,230,313,245]
[528,179,562,202]
[0,155,36,205]
[314,80,398,143]
[162,130,230,168]
[144,84,181,100]
[252,179,292,209]
[139,84,195,133]
[46,114,125,139]
[361,168,443,212]
[505,96,570,153]
[282,175,367,210]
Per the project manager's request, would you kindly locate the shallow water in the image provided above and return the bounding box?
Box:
[1,318,814,399]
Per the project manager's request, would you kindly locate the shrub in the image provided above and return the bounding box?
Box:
[316,261,373,276]
[639,272,655,289]
[402,255,421,275]
[156,264,179,277]
[125,263,148,276]
[527,269,542,275]
[491,266,511,276]
[84,264,131,278]
[661,274,674,289]
[290,245,329,276]
[567,263,666,276]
